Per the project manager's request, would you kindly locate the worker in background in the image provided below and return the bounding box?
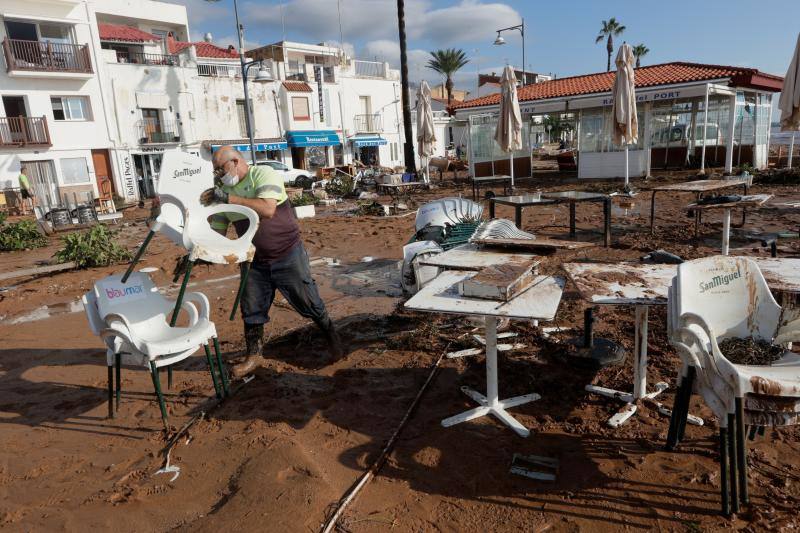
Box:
[200,146,343,377]
[18,165,34,215]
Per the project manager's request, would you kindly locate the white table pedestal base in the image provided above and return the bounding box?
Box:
[441,316,540,437]
[585,305,704,428]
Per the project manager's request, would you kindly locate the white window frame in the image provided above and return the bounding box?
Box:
[51,95,91,121]
[292,97,310,120]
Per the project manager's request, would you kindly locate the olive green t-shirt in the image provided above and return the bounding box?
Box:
[210,165,300,263]
[18,173,30,191]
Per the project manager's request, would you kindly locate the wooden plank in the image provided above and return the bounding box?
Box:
[471,237,595,251]
[417,244,540,270]
[0,261,76,282]
[404,270,564,320]
[686,194,772,211]
[651,179,749,193]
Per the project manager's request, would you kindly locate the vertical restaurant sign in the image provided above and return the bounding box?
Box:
[314,66,324,122]
[122,153,136,200]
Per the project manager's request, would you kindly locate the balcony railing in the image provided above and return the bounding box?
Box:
[197,62,270,79]
[115,50,178,66]
[3,38,92,74]
[354,114,382,133]
[136,119,180,144]
[0,116,51,147]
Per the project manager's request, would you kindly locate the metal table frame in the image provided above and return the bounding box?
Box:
[489,192,612,247]
[685,194,772,255]
[649,179,750,235]
[471,175,513,201]
[377,182,425,209]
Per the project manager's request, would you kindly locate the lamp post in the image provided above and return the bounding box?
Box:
[206,0,271,164]
[494,19,525,85]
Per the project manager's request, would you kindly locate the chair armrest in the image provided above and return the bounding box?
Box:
[100,322,133,346]
[182,291,211,321]
[203,204,260,242]
[179,299,199,327]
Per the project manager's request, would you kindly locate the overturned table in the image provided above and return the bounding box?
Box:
[405,269,565,437]
[564,258,800,428]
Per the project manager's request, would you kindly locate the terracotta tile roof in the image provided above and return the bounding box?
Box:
[454,62,784,110]
[166,33,239,59]
[283,81,313,92]
[98,23,158,43]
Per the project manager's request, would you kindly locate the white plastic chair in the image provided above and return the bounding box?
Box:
[83,272,229,431]
[121,151,259,324]
[666,256,800,515]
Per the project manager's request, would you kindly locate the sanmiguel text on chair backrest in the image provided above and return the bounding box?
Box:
[157,151,214,212]
[677,256,781,342]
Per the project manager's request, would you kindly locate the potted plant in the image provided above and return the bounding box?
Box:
[292,193,316,219]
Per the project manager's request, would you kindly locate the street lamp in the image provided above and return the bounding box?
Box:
[493,19,525,86]
[205,0,269,164]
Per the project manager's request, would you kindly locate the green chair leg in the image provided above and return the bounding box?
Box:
[230,261,251,321]
[728,413,739,514]
[167,366,173,390]
[204,343,222,399]
[107,364,114,419]
[735,398,749,506]
[149,360,169,432]
[213,337,230,397]
[170,260,194,327]
[720,426,730,516]
[115,353,121,411]
[122,230,155,283]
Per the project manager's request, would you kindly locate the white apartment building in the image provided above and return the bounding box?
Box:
[0,0,115,211]
[1,0,407,206]
[248,41,404,174]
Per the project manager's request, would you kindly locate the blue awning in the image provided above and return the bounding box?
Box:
[211,141,287,152]
[351,135,387,147]
[286,130,341,147]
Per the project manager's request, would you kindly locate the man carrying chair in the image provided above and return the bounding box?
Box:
[201,145,343,377]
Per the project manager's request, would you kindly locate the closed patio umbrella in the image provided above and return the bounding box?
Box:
[494,65,522,188]
[416,80,436,183]
[610,42,638,191]
[779,33,800,168]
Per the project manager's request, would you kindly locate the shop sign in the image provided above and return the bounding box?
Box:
[314,66,324,122]
[121,153,136,201]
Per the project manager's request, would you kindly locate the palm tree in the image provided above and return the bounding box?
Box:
[632,44,650,68]
[426,48,469,110]
[595,18,626,72]
[397,0,415,173]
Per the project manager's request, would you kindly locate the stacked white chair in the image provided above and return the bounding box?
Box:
[83,272,228,431]
[121,151,259,324]
[666,256,800,515]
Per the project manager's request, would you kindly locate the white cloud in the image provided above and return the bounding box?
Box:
[241,0,520,48]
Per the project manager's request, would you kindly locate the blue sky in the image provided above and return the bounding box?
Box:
[172,0,799,97]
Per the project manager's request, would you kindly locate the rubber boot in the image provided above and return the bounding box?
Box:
[232,323,265,378]
[317,317,344,361]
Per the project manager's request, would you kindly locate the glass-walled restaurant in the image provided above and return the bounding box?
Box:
[456,63,782,180]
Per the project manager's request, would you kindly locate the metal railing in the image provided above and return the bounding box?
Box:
[197,62,271,79]
[353,60,384,78]
[0,116,51,147]
[3,38,92,73]
[136,119,180,144]
[354,114,382,133]
[115,50,178,66]
[286,69,307,81]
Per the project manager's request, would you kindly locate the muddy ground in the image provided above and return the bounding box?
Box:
[3,170,800,532]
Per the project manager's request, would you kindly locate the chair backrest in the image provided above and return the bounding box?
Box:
[93,272,171,330]
[82,291,104,336]
[676,256,780,341]
[157,151,214,213]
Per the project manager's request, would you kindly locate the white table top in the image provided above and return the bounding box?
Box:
[417,244,540,271]
[651,178,750,193]
[564,257,800,305]
[405,270,564,320]
[473,175,512,183]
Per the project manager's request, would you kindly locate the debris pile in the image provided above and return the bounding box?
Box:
[719,337,784,365]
